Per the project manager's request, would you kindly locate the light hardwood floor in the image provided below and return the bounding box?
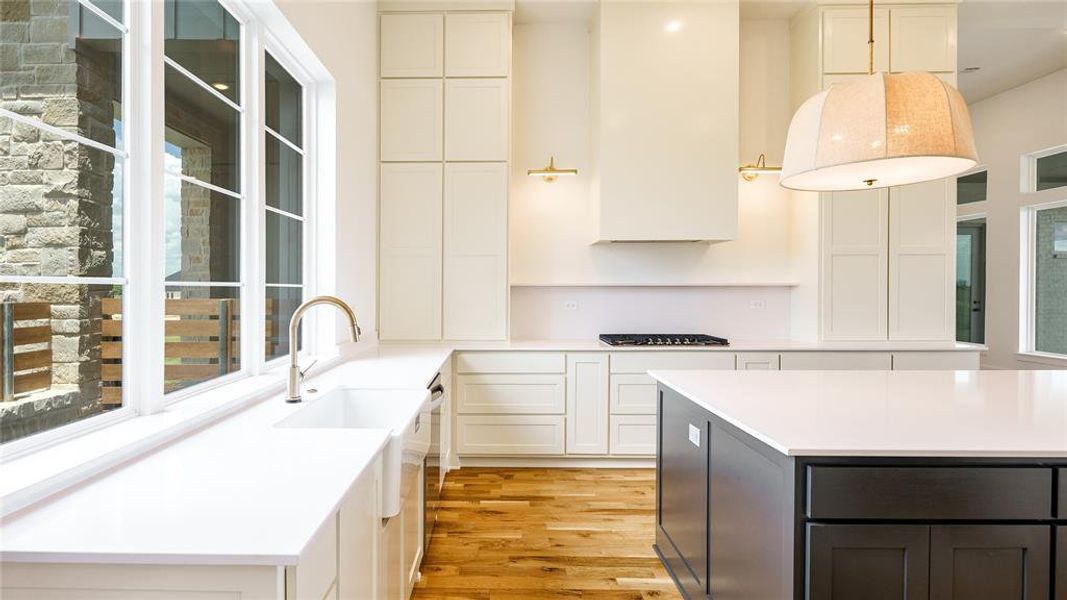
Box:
[413,468,683,600]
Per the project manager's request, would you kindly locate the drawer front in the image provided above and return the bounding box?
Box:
[780,352,892,370]
[610,414,657,456]
[807,466,1052,520]
[609,374,658,414]
[736,352,781,370]
[892,352,980,370]
[456,374,565,414]
[1058,469,1067,518]
[610,352,736,374]
[456,415,565,455]
[455,352,565,374]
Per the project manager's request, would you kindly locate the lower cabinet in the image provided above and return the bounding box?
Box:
[609,414,657,455]
[456,414,566,455]
[808,524,1051,600]
[381,458,426,600]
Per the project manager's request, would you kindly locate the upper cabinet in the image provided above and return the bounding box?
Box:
[592,0,739,242]
[445,13,511,77]
[822,7,890,74]
[380,79,443,161]
[380,14,444,78]
[890,6,957,73]
[445,78,509,161]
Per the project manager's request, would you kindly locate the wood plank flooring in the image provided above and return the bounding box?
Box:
[413,468,683,600]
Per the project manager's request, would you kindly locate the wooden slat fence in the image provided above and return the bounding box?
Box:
[0,302,53,401]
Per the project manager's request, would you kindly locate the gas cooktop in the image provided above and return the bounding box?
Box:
[598,334,730,347]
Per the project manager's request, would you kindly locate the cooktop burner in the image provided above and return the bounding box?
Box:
[598,334,730,347]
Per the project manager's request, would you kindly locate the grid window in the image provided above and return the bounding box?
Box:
[163,0,242,393]
[0,0,128,443]
[264,52,304,363]
[1031,205,1067,357]
[1036,151,1067,192]
[957,170,987,205]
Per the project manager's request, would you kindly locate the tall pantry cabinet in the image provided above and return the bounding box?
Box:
[379,11,511,341]
[790,2,960,341]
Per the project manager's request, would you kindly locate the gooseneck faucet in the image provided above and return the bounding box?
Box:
[287,296,362,403]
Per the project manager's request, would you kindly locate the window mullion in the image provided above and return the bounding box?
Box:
[244,22,267,376]
[126,0,167,415]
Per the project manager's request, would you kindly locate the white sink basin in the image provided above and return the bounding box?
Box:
[276,388,430,517]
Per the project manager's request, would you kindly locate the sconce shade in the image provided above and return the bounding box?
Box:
[781,71,978,191]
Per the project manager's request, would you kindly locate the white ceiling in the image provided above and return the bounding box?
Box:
[957,0,1067,103]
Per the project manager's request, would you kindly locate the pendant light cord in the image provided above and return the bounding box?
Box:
[868,0,875,75]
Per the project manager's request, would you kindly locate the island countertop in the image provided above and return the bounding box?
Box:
[648,369,1067,458]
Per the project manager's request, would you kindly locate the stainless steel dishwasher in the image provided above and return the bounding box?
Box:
[424,372,446,551]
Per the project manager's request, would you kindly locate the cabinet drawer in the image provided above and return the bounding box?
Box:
[455,352,565,374]
[610,414,657,456]
[780,352,892,370]
[609,374,658,414]
[610,352,736,374]
[807,466,1052,520]
[891,352,979,370]
[736,352,781,370]
[456,374,564,414]
[456,415,565,455]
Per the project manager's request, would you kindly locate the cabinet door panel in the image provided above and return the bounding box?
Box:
[380,14,443,77]
[610,414,656,455]
[889,179,954,341]
[610,374,658,415]
[443,163,508,339]
[890,6,956,73]
[930,525,1049,600]
[821,189,888,340]
[822,8,889,73]
[807,524,929,600]
[379,163,442,340]
[445,13,510,77]
[339,460,381,600]
[444,79,509,161]
[287,515,339,600]
[380,79,443,161]
[566,353,609,455]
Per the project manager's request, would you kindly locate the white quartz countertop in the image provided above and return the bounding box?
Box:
[0,346,452,566]
[401,339,984,352]
[649,369,1067,458]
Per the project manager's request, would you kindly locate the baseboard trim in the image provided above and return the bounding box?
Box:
[456,456,656,468]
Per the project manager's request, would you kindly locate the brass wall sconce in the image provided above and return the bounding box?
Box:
[738,154,782,181]
[528,156,578,182]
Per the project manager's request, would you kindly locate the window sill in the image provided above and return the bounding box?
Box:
[1015,352,1067,368]
[0,351,343,518]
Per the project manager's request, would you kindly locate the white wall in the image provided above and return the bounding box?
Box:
[959,68,1067,369]
[509,17,801,338]
[276,0,379,340]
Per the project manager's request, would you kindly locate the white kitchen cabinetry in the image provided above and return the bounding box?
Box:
[379,163,443,340]
[821,7,890,73]
[402,462,424,599]
[890,6,956,73]
[457,415,566,455]
[889,179,955,341]
[892,351,980,370]
[287,516,338,600]
[380,79,443,162]
[609,373,658,415]
[821,188,889,340]
[444,79,509,161]
[456,352,565,374]
[380,14,443,78]
[443,163,508,340]
[456,374,565,414]
[736,352,781,370]
[610,352,737,373]
[592,0,739,242]
[445,13,510,77]
[610,415,658,456]
[780,352,893,370]
[338,460,382,600]
[566,353,609,455]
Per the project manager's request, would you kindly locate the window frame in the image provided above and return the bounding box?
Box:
[0,0,339,462]
[1021,143,1067,194]
[1019,198,1067,362]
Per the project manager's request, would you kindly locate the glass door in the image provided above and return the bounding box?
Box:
[956,218,986,343]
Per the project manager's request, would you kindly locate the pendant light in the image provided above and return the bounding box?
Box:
[780,0,978,191]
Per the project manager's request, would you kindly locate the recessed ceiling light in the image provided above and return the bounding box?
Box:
[665,20,683,33]
[961,66,981,73]
[212,82,230,91]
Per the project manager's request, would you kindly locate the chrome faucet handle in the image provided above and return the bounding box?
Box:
[300,359,319,380]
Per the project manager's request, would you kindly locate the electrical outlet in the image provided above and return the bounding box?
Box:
[688,424,701,447]
[563,300,579,311]
[749,299,767,310]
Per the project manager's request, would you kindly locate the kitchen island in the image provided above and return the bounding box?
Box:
[648,369,1067,600]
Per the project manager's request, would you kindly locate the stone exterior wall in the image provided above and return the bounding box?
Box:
[0,0,119,439]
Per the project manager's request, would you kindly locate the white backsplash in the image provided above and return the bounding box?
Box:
[510,286,793,341]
